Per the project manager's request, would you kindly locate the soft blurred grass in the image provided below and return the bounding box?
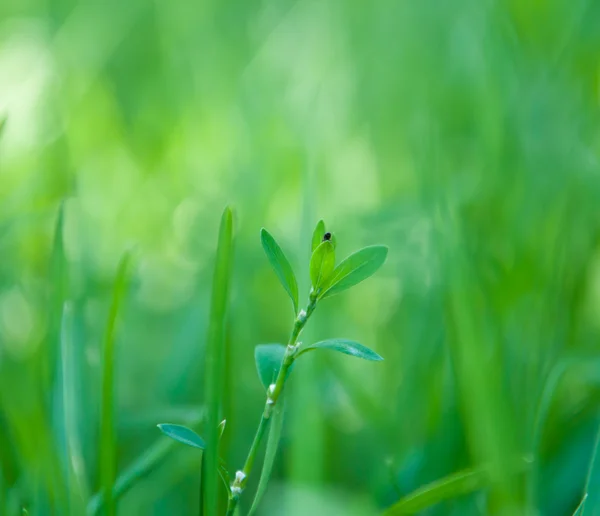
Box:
[1,0,600,514]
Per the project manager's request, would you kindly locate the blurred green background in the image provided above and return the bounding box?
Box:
[1,0,600,514]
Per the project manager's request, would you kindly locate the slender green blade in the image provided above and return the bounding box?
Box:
[157,424,206,449]
[309,241,335,291]
[574,494,588,516]
[203,206,234,516]
[260,228,298,314]
[383,467,487,515]
[319,245,388,299]
[298,339,383,361]
[311,220,326,252]
[255,344,288,389]
[248,400,285,516]
[60,302,90,513]
[99,250,133,516]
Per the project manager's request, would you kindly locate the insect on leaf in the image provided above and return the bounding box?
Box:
[298,339,383,361]
[319,245,388,299]
[260,228,299,314]
[157,424,206,450]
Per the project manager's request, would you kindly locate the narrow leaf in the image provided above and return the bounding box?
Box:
[580,423,600,516]
[310,241,335,291]
[574,494,588,516]
[319,245,388,299]
[100,251,133,516]
[383,467,487,515]
[218,420,226,440]
[204,206,234,516]
[298,339,383,361]
[255,344,288,389]
[260,228,298,314]
[157,424,206,449]
[311,220,326,252]
[248,400,285,515]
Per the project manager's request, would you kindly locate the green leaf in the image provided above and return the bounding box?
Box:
[580,423,600,516]
[204,206,235,516]
[383,467,487,515]
[248,400,285,515]
[298,339,383,361]
[311,220,326,252]
[100,250,133,516]
[319,245,388,299]
[309,241,335,291]
[255,344,289,389]
[260,228,299,314]
[157,424,206,449]
[218,420,226,440]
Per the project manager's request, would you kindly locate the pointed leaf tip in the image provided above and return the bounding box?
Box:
[157,424,206,449]
[298,339,383,361]
[260,228,299,314]
[311,220,326,252]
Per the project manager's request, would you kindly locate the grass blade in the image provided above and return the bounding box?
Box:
[383,466,488,515]
[319,245,387,299]
[99,251,133,516]
[248,400,285,516]
[203,206,234,516]
[574,494,588,516]
[60,302,90,512]
[298,339,383,361]
[260,228,298,314]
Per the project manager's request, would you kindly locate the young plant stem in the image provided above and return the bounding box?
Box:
[226,295,317,515]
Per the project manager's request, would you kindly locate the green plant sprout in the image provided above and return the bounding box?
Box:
[158,216,387,515]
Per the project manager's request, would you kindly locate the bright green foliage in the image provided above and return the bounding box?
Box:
[319,246,388,299]
[157,424,206,450]
[261,228,299,315]
[311,220,326,252]
[298,339,383,361]
[309,240,335,291]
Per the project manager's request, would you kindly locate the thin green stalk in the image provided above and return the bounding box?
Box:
[226,296,317,514]
[203,207,234,516]
[99,251,133,516]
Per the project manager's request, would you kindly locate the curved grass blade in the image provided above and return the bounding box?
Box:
[310,241,335,291]
[574,494,588,515]
[260,228,298,314]
[319,245,388,299]
[311,220,326,252]
[99,250,133,516]
[204,206,234,516]
[383,467,487,515]
[248,399,285,516]
[298,339,383,361]
[255,344,291,389]
[157,424,206,449]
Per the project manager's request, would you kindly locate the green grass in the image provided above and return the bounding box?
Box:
[1,0,600,514]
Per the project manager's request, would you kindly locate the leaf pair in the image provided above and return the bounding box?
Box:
[261,222,388,311]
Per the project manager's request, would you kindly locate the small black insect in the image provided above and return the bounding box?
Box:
[323,232,332,241]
